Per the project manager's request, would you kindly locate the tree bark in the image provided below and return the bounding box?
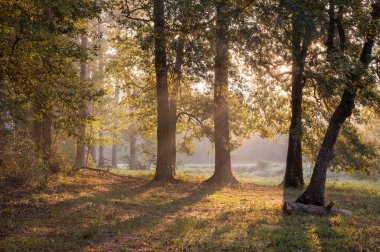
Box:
[88,144,96,164]
[129,126,137,170]
[326,0,335,54]
[98,132,105,167]
[41,114,52,163]
[284,22,307,188]
[33,116,42,153]
[296,89,356,205]
[153,0,175,181]
[169,0,190,177]
[88,100,96,163]
[296,4,379,205]
[111,81,120,169]
[111,136,117,168]
[76,35,89,169]
[97,22,105,168]
[205,0,237,184]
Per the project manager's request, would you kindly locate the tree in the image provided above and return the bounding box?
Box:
[169,0,191,176]
[296,3,380,206]
[95,20,107,167]
[129,125,138,169]
[111,82,120,168]
[152,0,175,181]
[76,34,90,169]
[205,0,237,184]
[283,5,309,188]
[0,0,102,182]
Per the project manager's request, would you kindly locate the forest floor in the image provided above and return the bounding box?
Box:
[0,171,379,252]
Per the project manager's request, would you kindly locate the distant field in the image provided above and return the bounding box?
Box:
[1,171,378,251]
[118,161,379,184]
[179,162,379,184]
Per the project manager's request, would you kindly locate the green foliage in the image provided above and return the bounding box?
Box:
[0,0,379,183]
[0,133,46,186]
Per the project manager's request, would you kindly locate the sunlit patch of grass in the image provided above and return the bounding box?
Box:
[307,224,322,251]
[0,171,379,251]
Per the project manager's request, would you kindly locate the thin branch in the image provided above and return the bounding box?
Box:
[176,111,213,139]
[71,166,133,179]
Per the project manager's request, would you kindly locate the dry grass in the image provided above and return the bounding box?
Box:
[0,171,379,251]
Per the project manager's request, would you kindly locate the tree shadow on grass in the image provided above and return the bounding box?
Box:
[136,182,285,251]
[93,182,224,250]
[272,185,355,252]
[2,177,224,250]
[1,175,192,251]
[2,177,378,251]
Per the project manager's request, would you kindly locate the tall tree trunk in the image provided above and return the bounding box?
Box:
[296,4,379,205]
[284,23,307,188]
[206,0,237,184]
[98,132,105,167]
[33,116,42,153]
[168,35,184,177]
[88,102,96,164]
[129,126,137,170]
[41,114,52,164]
[169,0,189,176]
[88,143,96,164]
[111,135,117,168]
[153,0,175,181]
[76,35,89,168]
[97,21,105,168]
[111,82,120,169]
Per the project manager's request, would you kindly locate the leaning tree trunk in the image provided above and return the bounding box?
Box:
[205,0,237,184]
[76,35,89,169]
[284,27,307,188]
[153,0,175,181]
[296,4,379,205]
[296,89,356,205]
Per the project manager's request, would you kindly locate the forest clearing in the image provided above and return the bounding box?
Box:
[1,0,380,251]
[1,170,379,251]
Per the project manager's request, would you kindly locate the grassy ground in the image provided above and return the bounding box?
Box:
[0,170,379,251]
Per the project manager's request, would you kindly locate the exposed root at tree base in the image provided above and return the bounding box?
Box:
[283,201,352,216]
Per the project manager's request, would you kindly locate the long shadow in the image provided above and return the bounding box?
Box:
[32,179,222,250]
[93,183,224,246]
[0,176,171,250]
[272,185,348,251]
[39,176,152,209]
